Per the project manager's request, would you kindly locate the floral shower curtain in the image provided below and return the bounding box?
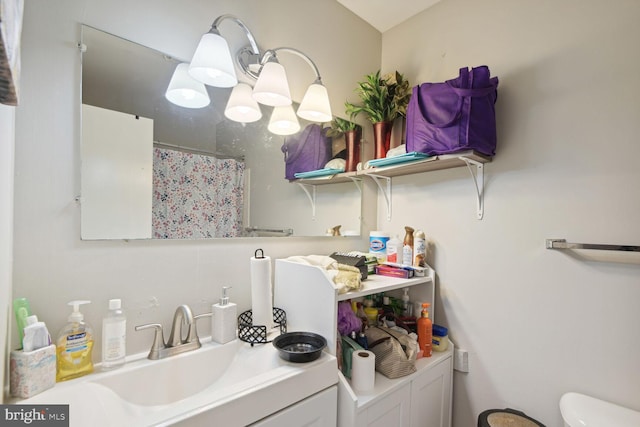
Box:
[152,147,245,239]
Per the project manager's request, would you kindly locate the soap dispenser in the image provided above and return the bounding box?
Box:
[56,300,94,381]
[211,287,237,344]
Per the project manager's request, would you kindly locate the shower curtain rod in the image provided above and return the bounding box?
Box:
[153,141,245,161]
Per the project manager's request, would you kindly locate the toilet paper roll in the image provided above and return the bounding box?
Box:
[351,350,376,391]
[250,251,274,329]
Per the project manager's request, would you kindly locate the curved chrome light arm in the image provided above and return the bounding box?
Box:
[210,14,260,55]
[264,47,323,82]
[238,46,324,83]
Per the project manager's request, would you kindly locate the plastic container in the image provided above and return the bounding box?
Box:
[364,307,379,326]
[386,235,400,263]
[13,298,32,349]
[432,324,449,352]
[416,302,432,358]
[369,231,390,263]
[102,299,126,370]
[56,301,94,381]
[401,288,412,317]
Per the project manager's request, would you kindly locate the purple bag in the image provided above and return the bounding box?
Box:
[406,66,499,157]
[281,124,332,180]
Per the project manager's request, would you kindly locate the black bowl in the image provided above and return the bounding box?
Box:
[272,332,327,363]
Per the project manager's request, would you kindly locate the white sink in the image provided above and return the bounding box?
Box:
[560,392,640,427]
[94,339,239,406]
[20,339,337,426]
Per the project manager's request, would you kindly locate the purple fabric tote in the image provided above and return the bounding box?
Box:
[281,124,332,180]
[405,66,499,157]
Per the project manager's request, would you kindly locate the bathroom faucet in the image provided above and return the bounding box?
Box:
[167,304,196,347]
[135,304,212,360]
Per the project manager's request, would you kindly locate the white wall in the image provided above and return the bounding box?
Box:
[381,0,640,425]
[10,0,379,363]
[0,105,15,402]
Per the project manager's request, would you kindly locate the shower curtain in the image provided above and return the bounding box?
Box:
[152,147,245,239]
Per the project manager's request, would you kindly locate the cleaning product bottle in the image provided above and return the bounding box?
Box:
[13,298,32,349]
[211,286,237,344]
[102,299,126,370]
[386,235,400,263]
[56,300,94,381]
[402,226,415,266]
[413,229,426,267]
[22,315,51,352]
[416,302,432,358]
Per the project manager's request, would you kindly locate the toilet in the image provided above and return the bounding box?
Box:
[560,392,640,427]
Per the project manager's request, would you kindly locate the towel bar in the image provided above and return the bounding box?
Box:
[546,239,640,252]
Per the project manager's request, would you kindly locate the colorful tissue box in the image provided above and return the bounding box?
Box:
[10,344,56,398]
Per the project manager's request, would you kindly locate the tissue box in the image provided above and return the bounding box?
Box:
[10,344,56,398]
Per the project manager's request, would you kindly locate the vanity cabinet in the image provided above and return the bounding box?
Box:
[274,259,453,427]
[251,386,337,427]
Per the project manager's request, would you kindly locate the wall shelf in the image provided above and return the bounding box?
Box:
[361,150,491,220]
[289,150,491,220]
[293,173,362,220]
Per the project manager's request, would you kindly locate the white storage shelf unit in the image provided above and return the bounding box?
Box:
[274,259,453,427]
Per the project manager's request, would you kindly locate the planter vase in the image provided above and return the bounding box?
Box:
[344,129,361,172]
[373,121,393,159]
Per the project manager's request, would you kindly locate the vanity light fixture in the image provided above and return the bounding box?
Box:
[166,14,332,135]
[224,82,262,123]
[164,63,211,109]
[267,105,301,136]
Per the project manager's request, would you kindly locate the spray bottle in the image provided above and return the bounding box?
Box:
[402,226,414,266]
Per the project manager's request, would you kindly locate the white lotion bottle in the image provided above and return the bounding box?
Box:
[102,299,126,370]
[212,286,237,344]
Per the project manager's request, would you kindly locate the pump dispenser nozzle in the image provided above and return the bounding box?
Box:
[220,287,231,306]
[67,300,91,322]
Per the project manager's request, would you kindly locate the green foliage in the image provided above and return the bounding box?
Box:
[345,70,411,124]
[326,116,361,138]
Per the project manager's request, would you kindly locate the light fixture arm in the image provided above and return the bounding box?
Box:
[264,47,323,83]
[210,14,260,56]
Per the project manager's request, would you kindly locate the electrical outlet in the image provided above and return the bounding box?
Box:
[454,348,469,372]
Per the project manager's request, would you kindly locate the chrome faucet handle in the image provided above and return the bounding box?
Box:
[135,323,166,360]
[167,305,195,347]
[192,312,213,344]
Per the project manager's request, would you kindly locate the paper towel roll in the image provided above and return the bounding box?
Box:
[250,250,274,329]
[351,350,376,391]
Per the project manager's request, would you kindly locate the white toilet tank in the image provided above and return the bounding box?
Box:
[560,392,640,427]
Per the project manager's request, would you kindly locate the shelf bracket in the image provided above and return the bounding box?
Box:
[296,183,317,220]
[368,174,392,221]
[347,176,363,194]
[459,156,484,220]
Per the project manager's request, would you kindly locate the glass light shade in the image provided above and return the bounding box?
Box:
[252,61,292,107]
[224,83,262,123]
[297,83,332,122]
[268,105,301,135]
[165,63,211,108]
[188,32,237,88]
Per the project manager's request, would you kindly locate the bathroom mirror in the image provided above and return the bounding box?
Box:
[80,26,361,240]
